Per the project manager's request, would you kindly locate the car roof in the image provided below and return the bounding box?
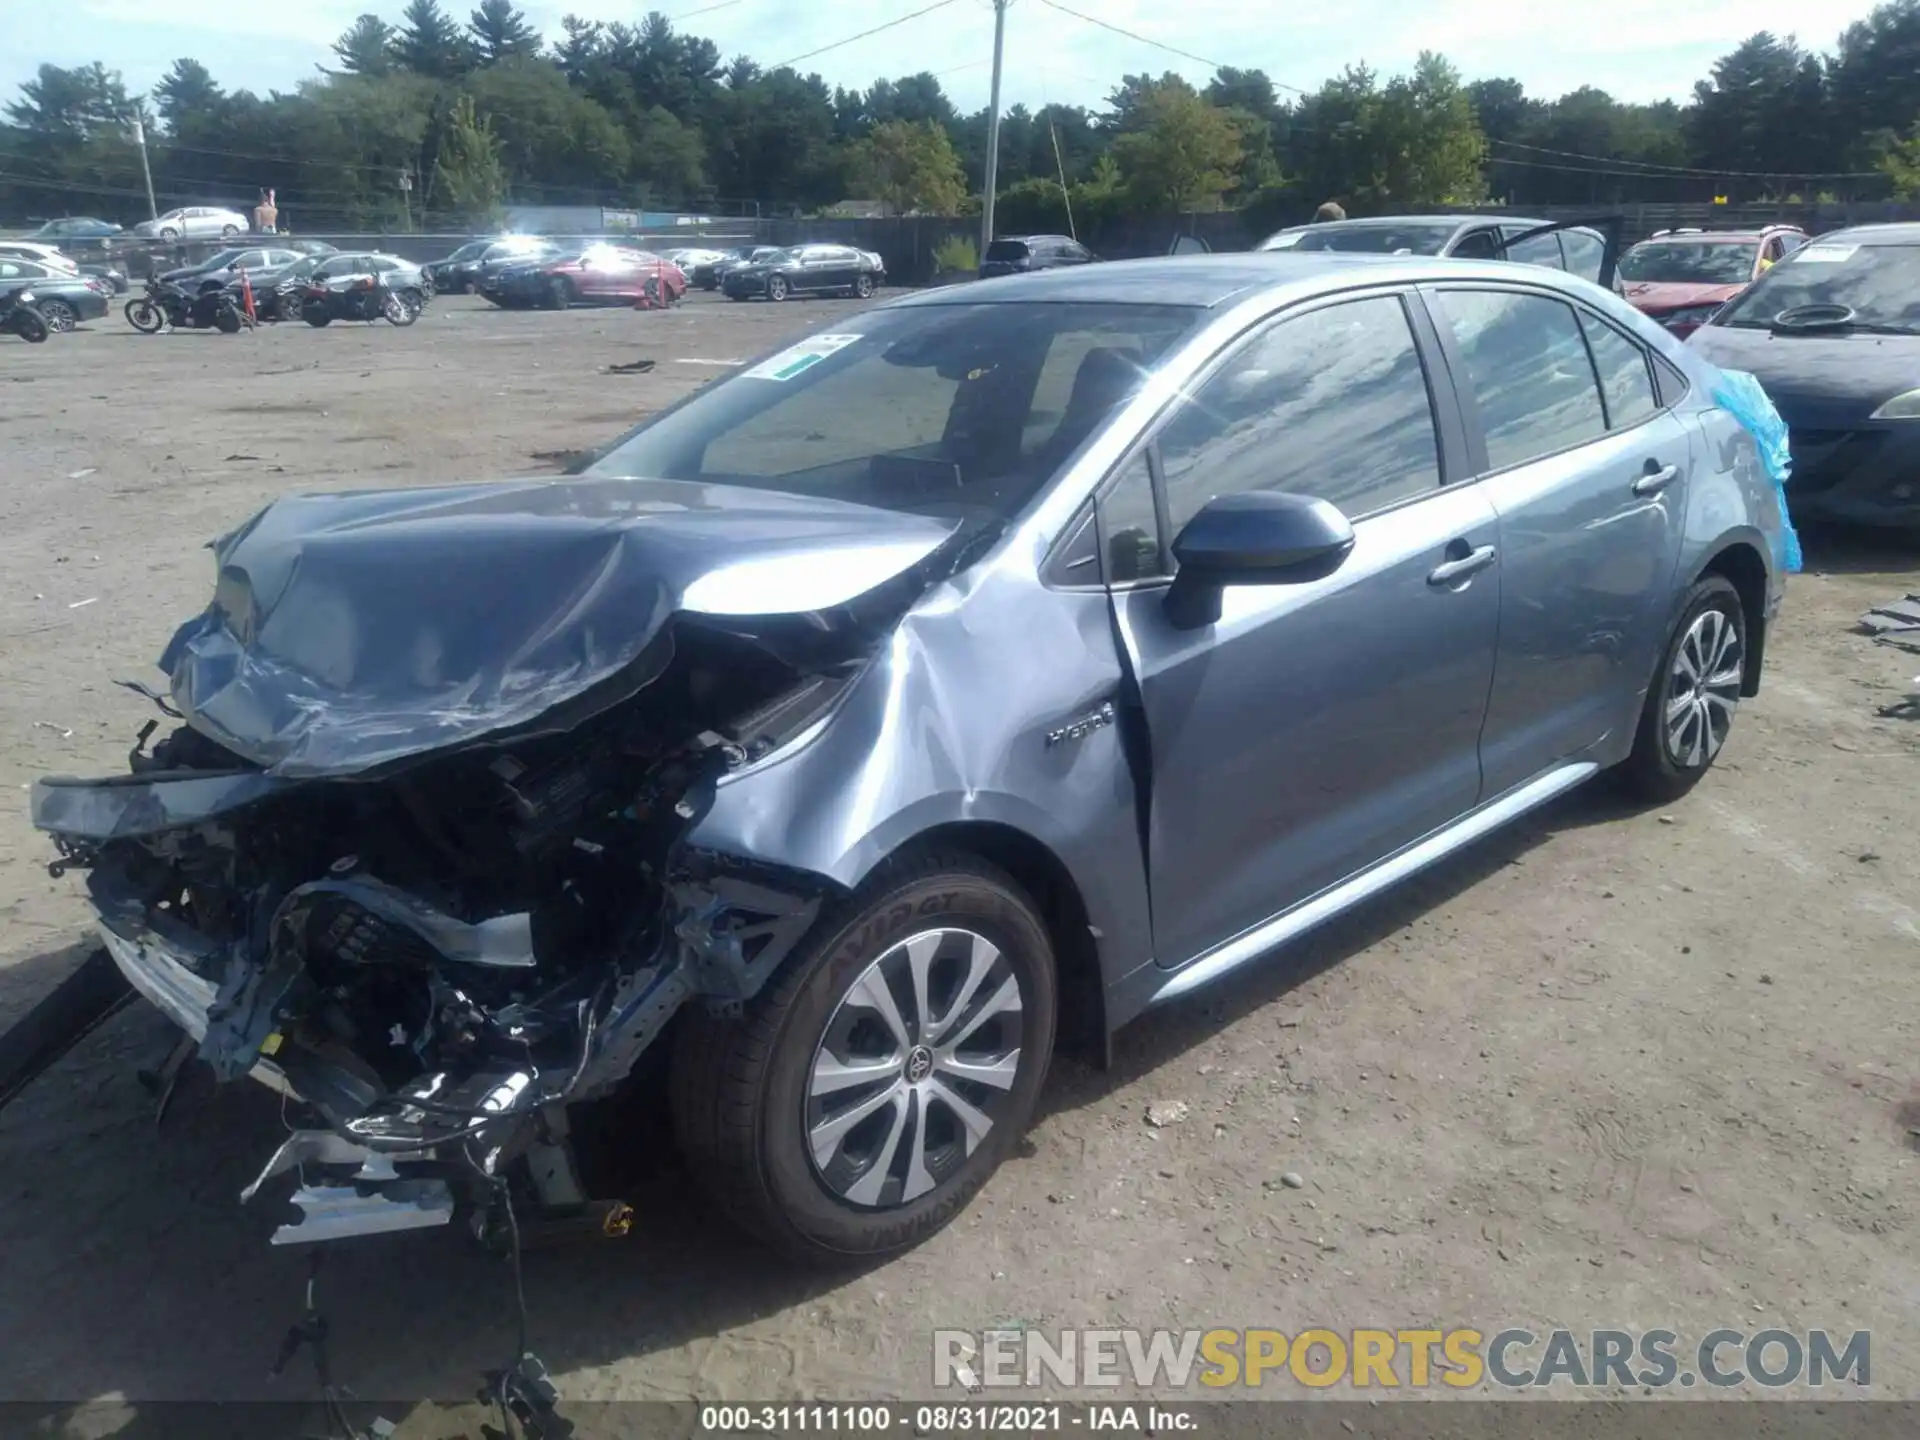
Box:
[884,251,1571,310]
[1805,223,1920,246]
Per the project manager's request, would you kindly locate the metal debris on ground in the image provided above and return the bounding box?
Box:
[1859,594,1920,654]
[32,721,73,738]
[1145,1100,1190,1127]
[604,357,656,374]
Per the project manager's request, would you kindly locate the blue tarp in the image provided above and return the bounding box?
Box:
[1711,368,1803,574]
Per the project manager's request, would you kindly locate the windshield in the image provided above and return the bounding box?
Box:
[445,242,489,262]
[1717,241,1920,333]
[586,301,1202,521]
[1275,222,1457,255]
[1619,240,1755,285]
[199,249,244,268]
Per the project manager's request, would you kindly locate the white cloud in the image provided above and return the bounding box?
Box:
[2,0,1887,117]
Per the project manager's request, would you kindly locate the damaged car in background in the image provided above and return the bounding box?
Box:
[27,254,1786,1264]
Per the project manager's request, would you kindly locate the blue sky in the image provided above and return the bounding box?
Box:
[0,0,1885,118]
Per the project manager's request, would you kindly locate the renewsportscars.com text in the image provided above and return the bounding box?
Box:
[932,1327,1870,1391]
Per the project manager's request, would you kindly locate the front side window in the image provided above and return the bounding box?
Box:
[1450,228,1501,260]
[1433,289,1607,471]
[1505,231,1565,269]
[1157,294,1443,534]
[588,301,1201,524]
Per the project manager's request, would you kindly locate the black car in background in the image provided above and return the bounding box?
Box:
[427,238,556,293]
[26,217,122,256]
[701,246,783,289]
[978,234,1100,279]
[1688,224,1920,531]
[721,243,884,301]
[159,244,309,288]
[0,259,111,331]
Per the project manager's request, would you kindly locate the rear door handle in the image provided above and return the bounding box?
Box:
[1632,463,1679,496]
[1428,544,1498,586]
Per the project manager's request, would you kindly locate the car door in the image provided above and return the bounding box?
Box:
[1106,289,1502,970]
[1448,226,1503,260]
[1502,225,1567,271]
[1424,284,1691,796]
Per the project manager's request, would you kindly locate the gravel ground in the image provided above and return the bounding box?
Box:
[1,293,1917,1426]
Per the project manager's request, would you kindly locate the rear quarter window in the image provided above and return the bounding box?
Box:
[985,240,1030,261]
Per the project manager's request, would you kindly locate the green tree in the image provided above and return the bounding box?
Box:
[462,58,631,197]
[1110,77,1244,211]
[152,59,222,136]
[849,118,966,212]
[1688,34,1835,191]
[6,62,137,138]
[395,0,474,79]
[1375,52,1486,204]
[469,0,541,66]
[434,92,508,224]
[332,15,398,76]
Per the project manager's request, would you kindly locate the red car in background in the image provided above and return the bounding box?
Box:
[483,244,688,309]
[1616,225,1808,337]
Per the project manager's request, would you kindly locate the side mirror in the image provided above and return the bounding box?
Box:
[1166,491,1355,627]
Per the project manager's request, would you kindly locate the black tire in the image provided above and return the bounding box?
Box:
[854,273,875,299]
[1618,574,1747,804]
[670,850,1057,1264]
[214,304,241,334]
[124,298,164,334]
[157,227,179,241]
[304,308,332,327]
[37,298,77,332]
[278,290,303,322]
[11,309,49,343]
[766,275,789,302]
[547,276,572,311]
[220,225,240,238]
[463,279,477,295]
[381,291,418,326]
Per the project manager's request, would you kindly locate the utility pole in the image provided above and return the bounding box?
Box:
[130,118,157,221]
[979,0,1009,256]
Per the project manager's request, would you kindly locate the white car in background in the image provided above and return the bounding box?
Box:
[0,241,80,272]
[131,206,251,241]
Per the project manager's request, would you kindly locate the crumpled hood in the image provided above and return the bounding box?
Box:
[160,476,961,779]
[1622,280,1742,312]
[1688,324,1920,425]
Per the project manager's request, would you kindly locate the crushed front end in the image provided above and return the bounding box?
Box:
[35,640,845,1246]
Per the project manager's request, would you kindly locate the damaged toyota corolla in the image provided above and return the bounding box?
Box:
[31,255,1786,1263]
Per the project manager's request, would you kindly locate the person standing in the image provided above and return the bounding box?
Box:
[253,188,278,235]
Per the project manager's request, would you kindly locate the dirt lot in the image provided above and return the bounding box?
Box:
[1,292,1918,1423]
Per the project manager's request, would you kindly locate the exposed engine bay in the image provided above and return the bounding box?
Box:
[37,618,844,1244]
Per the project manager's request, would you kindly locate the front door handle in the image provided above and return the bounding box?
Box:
[1428,544,1498,586]
[1632,463,1679,496]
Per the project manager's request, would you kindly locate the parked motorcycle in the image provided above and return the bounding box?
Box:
[2,285,50,343]
[125,276,249,334]
[301,270,419,328]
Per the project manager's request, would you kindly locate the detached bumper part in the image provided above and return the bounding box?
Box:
[243,1130,455,1245]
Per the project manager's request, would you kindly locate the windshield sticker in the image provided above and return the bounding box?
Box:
[744,333,862,380]
[1793,244,1858,263]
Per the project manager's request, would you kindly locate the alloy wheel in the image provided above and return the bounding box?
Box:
[806,928,1025,1210]
[38,300,76,332]
[1664,607,1742,768]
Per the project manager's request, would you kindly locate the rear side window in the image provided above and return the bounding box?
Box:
[1577,313,1659,429]
[1505,231,1565,269]
[1157,294,1443,530]
[985,240,1030,261]
[1433,289,1607,471]
[1561,231,1606,282]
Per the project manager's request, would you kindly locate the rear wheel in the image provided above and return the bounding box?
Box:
[214,304,241,334]
[1619,575,1747,803]
[671,851,1057,1263]
[547,276,573,311]
[36,298,77,332]
[854,273,875,299]
[278,290,303,322]
[11,309,49,343]
[220,224,240,237]
[766,275,789,302]
[304,306,332,327]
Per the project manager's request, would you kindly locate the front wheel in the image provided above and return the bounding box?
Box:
[37,298,77,332]
[125,298,164,333]
[670,851,1057,1264]
[1618,574,1747,804]
[766,275,789,302]
[10,308,49,343]
[304,307,332,327]
[220,225,240,238]
[854,273,875,299]
[381,290,418,326]
[547,276,572,311]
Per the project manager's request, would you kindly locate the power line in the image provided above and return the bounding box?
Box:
[1488,137,1879,181]
[771,0,965,70]
[1034,0,1305,93]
